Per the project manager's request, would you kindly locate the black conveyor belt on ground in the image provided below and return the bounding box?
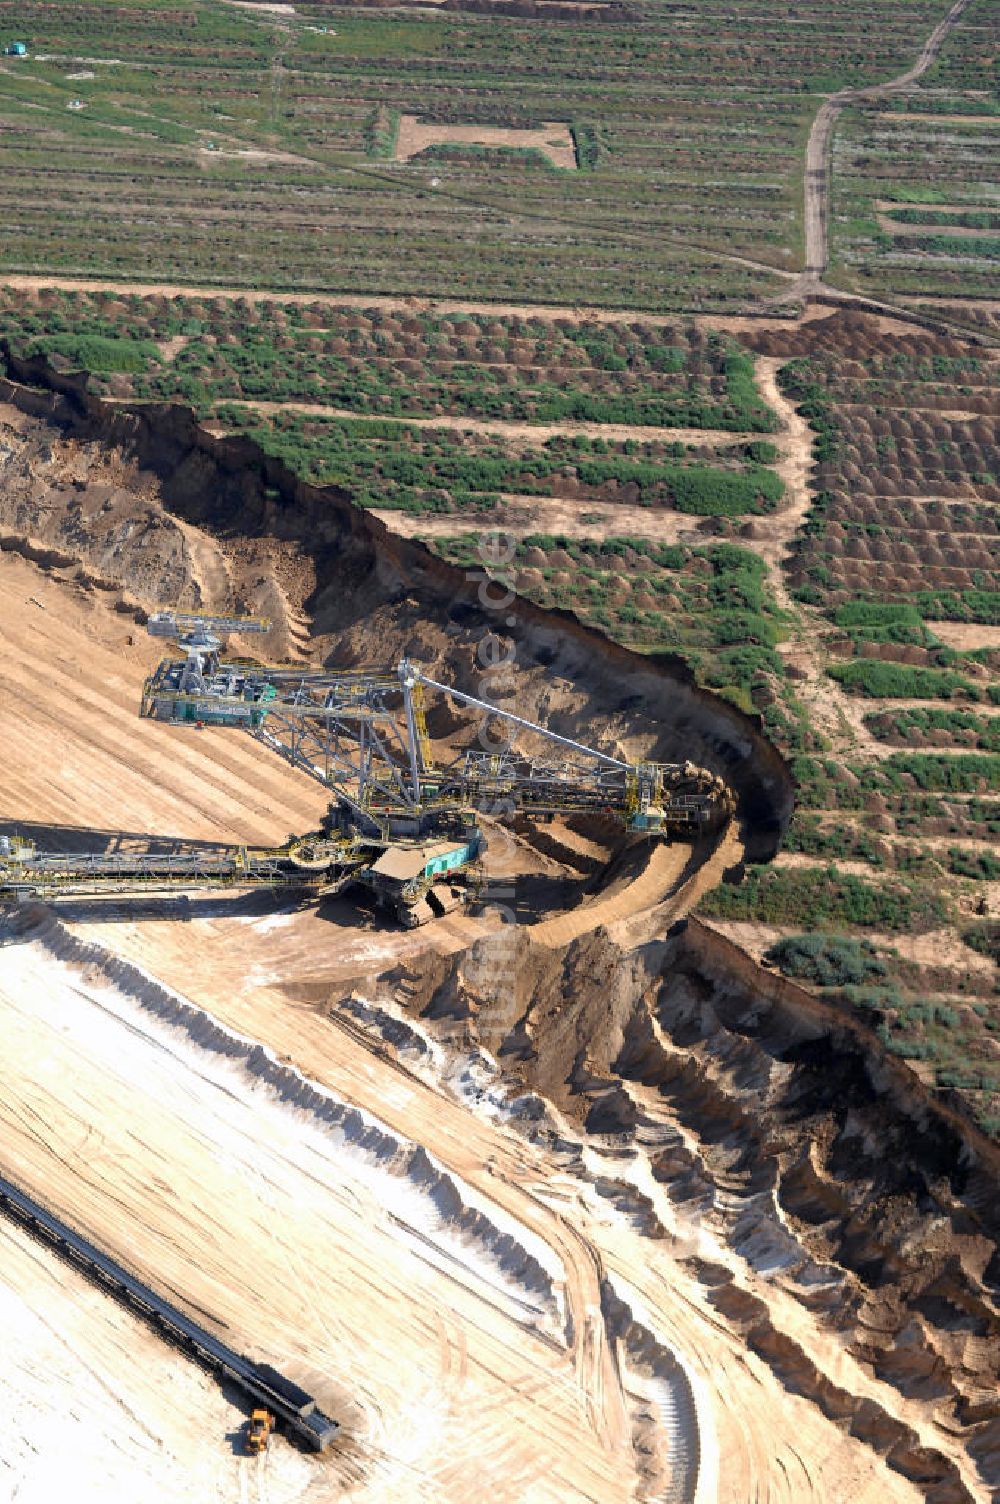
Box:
[0,1169,339,1450]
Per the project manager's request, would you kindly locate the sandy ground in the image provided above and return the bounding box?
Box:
[0,918,633,1502]
[0,549,523,979]
[0,1219,257,1504]
[0,550,971,1502]
[859,696,1000,716]
[212,400,754,447]
[926,621,1000,650]
[0,898,942,1504]
[198,145,315,167]
[395,116,577,171]
[155,333,190,361]
[224,1,295,12]
[373,500,706,544]
[0,554,330,849]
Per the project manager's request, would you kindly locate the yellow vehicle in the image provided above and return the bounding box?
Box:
[247,1409,274,1454]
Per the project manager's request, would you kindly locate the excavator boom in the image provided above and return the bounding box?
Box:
[1,615,733,927]
[141,648,731,834]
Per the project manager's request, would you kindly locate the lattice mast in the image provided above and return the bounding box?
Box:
[140,620,732,835]
[1,612,734,923]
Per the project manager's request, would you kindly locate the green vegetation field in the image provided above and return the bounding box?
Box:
[827,0,999,307]
[0,286,776,427]
[701,306,1000,1135]
[745,932,1000,1131]
[0,0,964,308]
[760,328,1000,620]
[432,534,792,714]
[219,411,784,517]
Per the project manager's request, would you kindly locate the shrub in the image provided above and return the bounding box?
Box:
[710,611,778,648]
[743,440,779,464]
[834,600,923,630]
[700,864,949,931]
[724,350,774,427]
[963,923,1000,963]
[703,643,783,686]
[782,813,889,865]
[949,848,1000,881]
[26,333,160,373]
[668,465,784,517]
[877,1029,936,1061]
[646,344,687,374]
[764,932,889,986]
[885,207,1000,228]
[363,108,400,158]
[865,708,1000,754]
[913,589,1000,625]
[905,234,1000,259]
[570,121,602,171]
[937,1065,1000,1092]
[880,753,1000,792]
[846,622,929,648]
[778,359,840,459]
[828,661,978,700]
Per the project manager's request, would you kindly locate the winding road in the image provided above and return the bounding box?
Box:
[788,0,974,297]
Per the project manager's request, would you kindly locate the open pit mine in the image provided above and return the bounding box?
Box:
[0,362,998,1503]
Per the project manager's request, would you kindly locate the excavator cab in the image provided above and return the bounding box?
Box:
[246,1409,274,1454]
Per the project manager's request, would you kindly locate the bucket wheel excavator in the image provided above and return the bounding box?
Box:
[0,613,735,927]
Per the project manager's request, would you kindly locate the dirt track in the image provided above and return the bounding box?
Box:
[374,498,706,544]
[210,399,755,447]
[0,271,791,327]
[797,0,974,284]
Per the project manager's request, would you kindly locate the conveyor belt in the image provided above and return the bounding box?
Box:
[0,1169,339,1451]
[0,846,327,903]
